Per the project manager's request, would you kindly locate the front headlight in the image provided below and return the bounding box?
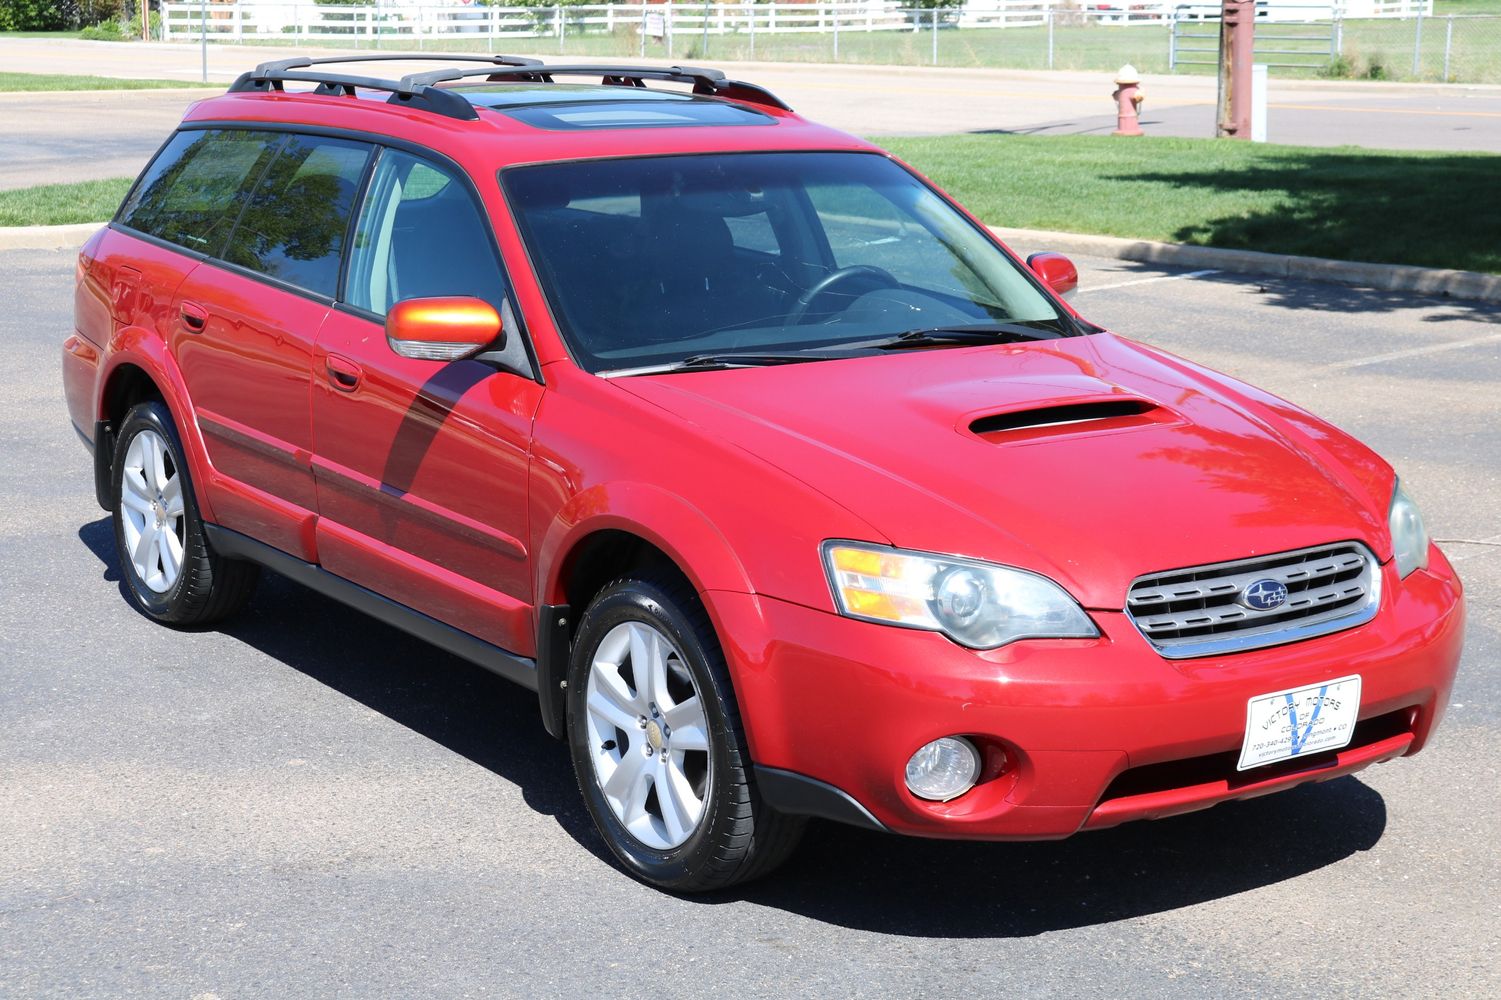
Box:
[1388,478,1430,578]
[822,541,1098,650]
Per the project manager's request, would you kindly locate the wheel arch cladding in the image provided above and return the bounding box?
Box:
[538,483,755,607]
[98,333,219,523]
[536,520,720,740]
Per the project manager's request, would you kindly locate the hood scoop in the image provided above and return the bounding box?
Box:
[968,397,1170,444]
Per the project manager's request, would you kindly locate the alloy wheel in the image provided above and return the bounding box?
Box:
[584,620,712,850]
[118,428,185,594]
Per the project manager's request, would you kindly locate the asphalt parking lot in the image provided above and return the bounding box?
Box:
[2,244,1497,997]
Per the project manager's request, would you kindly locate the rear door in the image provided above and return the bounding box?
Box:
[162,130,372,557]
[107,127,280,395]
[311,149,542,655]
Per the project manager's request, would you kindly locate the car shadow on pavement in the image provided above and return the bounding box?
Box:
[75,516,611,863]
[725,777,1385,937]
[77,516,1391,937]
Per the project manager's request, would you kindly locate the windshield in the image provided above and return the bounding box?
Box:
[501,151,1074,374]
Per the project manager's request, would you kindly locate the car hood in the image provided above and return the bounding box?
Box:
[614,333,1392,610]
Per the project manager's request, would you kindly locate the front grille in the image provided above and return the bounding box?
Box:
[1127,542,1380,658]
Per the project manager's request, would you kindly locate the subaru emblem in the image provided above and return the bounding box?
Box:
[1240,578,1289,611]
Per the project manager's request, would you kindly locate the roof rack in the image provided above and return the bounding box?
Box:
[228,55,548,122]
[408,63,792,112]
[225,56,791,122]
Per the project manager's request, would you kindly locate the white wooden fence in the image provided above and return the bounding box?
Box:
[161,1,1436,45]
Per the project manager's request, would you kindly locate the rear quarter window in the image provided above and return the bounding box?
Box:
[117,129,280,255]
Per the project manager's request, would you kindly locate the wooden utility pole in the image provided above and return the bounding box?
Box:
[1216,0,1256,138]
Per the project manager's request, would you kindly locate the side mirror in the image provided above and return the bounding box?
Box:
[1026,252,1078,299]
[386,296,502,362]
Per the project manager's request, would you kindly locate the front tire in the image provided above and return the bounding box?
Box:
[111,401,258,626]
[566,573,803,892]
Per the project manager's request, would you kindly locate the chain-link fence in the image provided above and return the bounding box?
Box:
[1338,14,1501,82]
[158,3,1501,85]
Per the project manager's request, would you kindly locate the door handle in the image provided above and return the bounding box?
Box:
[325,354,363,392]
[180,301,208,333]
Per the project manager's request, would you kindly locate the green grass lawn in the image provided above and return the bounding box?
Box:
[0,72,215,91]
[0,178,130,227]
[1435,0,1501,13]
[4,136,1496,274]
[883,134,1501,274]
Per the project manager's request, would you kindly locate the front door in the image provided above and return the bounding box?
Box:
[310,149,542,655]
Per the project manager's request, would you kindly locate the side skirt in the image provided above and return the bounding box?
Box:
[204,523,538,692]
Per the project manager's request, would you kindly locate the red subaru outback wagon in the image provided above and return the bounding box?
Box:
[63,56,1464,891]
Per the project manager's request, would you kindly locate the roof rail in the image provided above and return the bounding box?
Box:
[405,63,793,112]
[225,57,792,122]
[227,55,549,122]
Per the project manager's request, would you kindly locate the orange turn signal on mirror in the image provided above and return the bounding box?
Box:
[385,296,502,362]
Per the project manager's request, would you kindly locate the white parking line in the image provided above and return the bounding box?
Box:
[1444,533,1501,562]
[1308,332,1501,375]
[1078,269,1220,294]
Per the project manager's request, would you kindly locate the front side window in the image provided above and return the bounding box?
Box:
[502,151,1073,374]
[223,134,372,298]
[344,150,509,317]
[117,129,280,255]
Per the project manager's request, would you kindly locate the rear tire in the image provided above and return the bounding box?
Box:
[111,401,258,626]
[566,572,804,892]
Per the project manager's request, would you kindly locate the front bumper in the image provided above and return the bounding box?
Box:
[711,547,1464,840]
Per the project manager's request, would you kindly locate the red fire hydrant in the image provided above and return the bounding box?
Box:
[1112,65,1145,137]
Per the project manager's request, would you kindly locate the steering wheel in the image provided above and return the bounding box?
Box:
[787,265,900,325]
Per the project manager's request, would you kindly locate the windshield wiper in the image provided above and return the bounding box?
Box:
[678,352,825,369]
[867,321,1067,350]
[603,352,834,377]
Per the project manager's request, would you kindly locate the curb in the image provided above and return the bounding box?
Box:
[990,226,1501,304]
[0,87,215,99]
[3,221,1497,303]
[0,223,103,252]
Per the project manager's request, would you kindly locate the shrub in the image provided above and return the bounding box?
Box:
[0,0,74,30]
[79,21,126,40]
[1319,54,1356,79]
[0,0,139,32]
[78,0,126,27]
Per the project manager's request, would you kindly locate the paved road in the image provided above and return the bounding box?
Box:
[2,244,1497,997]
[2,39,1500,189]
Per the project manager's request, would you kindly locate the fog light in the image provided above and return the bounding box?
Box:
[905,736,981,802]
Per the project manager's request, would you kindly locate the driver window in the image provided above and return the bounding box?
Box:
[345,150,509,317]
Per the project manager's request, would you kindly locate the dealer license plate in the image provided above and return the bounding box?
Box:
[1237,675,1362,771]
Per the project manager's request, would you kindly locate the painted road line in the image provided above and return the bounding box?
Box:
[1078,269,1220,293]
[1269,102,1501,120]
[1308,332,1501,375]
[1444,533,1501,562]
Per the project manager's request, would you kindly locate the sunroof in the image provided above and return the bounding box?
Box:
[459,83,688,108]
[458,85,774,130]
